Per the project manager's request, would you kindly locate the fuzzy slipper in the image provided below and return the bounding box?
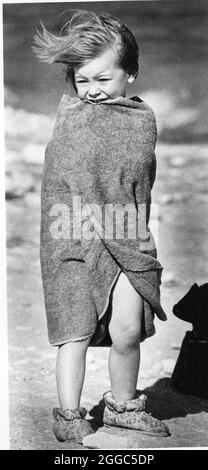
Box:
[53,407,95,443]
[103,391,170,437]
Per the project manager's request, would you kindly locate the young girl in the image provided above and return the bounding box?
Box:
[33,10,170,443]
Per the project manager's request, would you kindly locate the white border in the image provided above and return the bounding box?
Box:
[0,1,9,450]
[1,0,207,453]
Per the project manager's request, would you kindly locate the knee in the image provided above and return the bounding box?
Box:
[109,319,141,352]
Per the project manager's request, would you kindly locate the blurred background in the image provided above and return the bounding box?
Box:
[3,1,208,449]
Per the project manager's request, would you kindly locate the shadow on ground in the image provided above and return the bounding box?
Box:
[89,378,208,426]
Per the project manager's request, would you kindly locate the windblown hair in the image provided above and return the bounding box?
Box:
[32,10,139,89]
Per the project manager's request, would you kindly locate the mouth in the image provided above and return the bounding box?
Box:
[86,98,107,104]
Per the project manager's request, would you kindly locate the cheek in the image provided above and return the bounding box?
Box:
[76,86,86,97]
[106,81,117,93]
[118,78,127,90]
[111,77,125,91]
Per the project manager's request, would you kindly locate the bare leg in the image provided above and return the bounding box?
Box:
[109,343,141,401]
[108,272,143,402]
[56,337,92,410]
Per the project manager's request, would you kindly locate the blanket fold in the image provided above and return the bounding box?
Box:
[40,94,166,347]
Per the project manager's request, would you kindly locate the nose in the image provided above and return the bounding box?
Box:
[88,83,101,98]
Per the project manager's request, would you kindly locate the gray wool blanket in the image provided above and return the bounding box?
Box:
[40,94,167,347]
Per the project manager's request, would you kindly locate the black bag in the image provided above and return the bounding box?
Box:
[171,283,208,399]
[173,282,208,340]
[171,331,208,399]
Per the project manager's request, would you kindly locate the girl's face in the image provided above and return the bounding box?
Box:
[74,48,135,103]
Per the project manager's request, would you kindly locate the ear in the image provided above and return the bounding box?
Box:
[127,74,135,84]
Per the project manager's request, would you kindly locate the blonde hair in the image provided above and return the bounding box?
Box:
[32,10,139,88]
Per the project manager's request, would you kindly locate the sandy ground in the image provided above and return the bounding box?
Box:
[7,138,208,449]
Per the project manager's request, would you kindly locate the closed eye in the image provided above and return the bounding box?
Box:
[98,78,110,82]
